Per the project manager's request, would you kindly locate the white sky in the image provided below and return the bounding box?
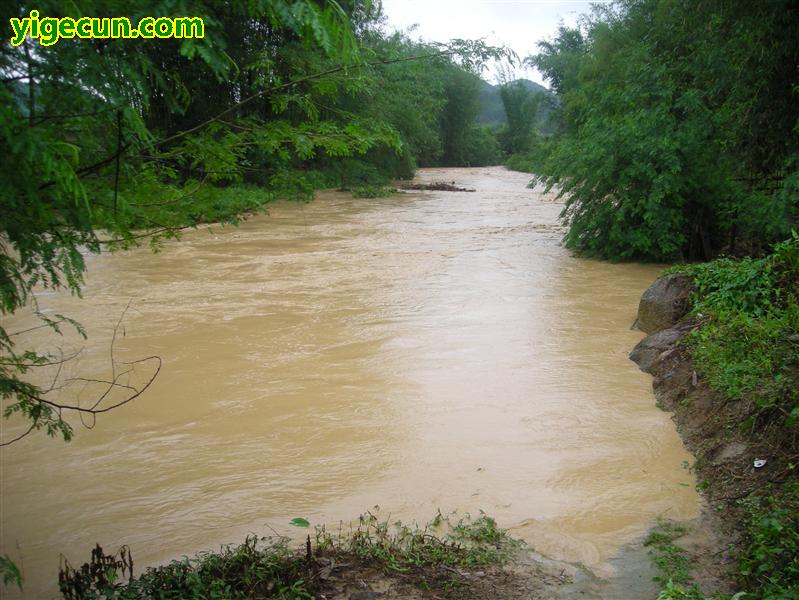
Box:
[379,0,603,86]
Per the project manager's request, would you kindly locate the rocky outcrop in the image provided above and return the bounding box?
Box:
[630,274,695,375]
[635,274,694,334]
[629,327,683,373]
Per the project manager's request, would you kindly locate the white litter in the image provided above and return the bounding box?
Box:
[753,458,767,469]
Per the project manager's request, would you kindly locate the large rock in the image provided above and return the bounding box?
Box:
[629,327,684,373]
[636,274,694,334]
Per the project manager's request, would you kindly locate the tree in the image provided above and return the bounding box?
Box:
[529,0,799,261]
[1,1,511,443]
[0,0,392,444]
[498,81,542,155]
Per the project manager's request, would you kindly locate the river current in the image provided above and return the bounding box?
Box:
[0,167,698,596]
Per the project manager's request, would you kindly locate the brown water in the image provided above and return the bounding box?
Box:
[0,167,698,596]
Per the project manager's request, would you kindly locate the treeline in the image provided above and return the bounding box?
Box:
[513,0,799,262]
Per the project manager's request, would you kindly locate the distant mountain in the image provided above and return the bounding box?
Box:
[477,79,557,134]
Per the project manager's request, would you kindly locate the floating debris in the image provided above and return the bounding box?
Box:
[400,181,475,192]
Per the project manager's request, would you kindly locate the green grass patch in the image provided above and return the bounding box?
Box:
[663,232,799,600]
[645,520,693,587]
[645,520,724,600]
[315,510,516,573]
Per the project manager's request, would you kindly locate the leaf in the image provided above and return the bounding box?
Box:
[290,518,310,528]
[0,555,22,590]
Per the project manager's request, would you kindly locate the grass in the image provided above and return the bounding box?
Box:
[316,510,515,573]
[645,521,730,600]
[738,481,799,598]
[644,520,693,587]
[57,511,519,599]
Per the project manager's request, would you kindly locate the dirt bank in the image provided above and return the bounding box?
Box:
[628,273,789,595]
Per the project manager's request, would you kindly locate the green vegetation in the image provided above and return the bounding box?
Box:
[351,184,397,198]
[524,0,798,262]
[644,520,716,600]
[57,513,517,599]
[648,483,799,600]
[672,233,799,433]
[663,234,799,599]
[645,520,694,588]
[738,482,799,599]
[497,81,542,156]
[317,511,514,572]
[0,1,511,443]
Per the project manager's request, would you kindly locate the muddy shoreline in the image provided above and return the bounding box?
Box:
[628,274,775,596]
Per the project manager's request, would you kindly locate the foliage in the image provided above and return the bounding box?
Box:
[667,237,799,599]
[439,66,482,166]
[0,1,510,443]
[645,521,745,600]
[59,538,314,600]
[461,125,501,167]
[644,520,694,587]
[670,233,799,425]
[529,0,799,261]
[504,136,552,175]
[0,555,22,590]
[497,81,542,155]
[738,482,799,599]
[351,185,396,198]
[57,513,517,599]
[316,511,515,573]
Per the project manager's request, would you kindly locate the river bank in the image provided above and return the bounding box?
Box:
[630,241,799,598]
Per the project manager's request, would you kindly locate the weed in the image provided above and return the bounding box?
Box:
[645,520,692,586]
[668,233,799,430]
[57,512,517,599]
[738,482,799,598]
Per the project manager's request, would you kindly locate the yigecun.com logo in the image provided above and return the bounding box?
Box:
[10,10,204,46]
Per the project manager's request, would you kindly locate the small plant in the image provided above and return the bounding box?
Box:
[58,536,313,599]
[315,510,516,575]
[0,555,22,590]
[645,520,692,586]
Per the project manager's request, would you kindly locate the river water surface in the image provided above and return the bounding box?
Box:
[0,167,698,596]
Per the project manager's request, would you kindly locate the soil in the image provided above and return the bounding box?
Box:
[306,546,579,600]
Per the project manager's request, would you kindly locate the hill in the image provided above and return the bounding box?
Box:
[477,79,558,133]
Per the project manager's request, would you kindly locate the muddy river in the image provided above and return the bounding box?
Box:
[0,167,698,596]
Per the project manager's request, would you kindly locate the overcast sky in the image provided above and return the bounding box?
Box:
[379,0,603,86]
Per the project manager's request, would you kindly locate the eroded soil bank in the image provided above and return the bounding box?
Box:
[629,273,793,596]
